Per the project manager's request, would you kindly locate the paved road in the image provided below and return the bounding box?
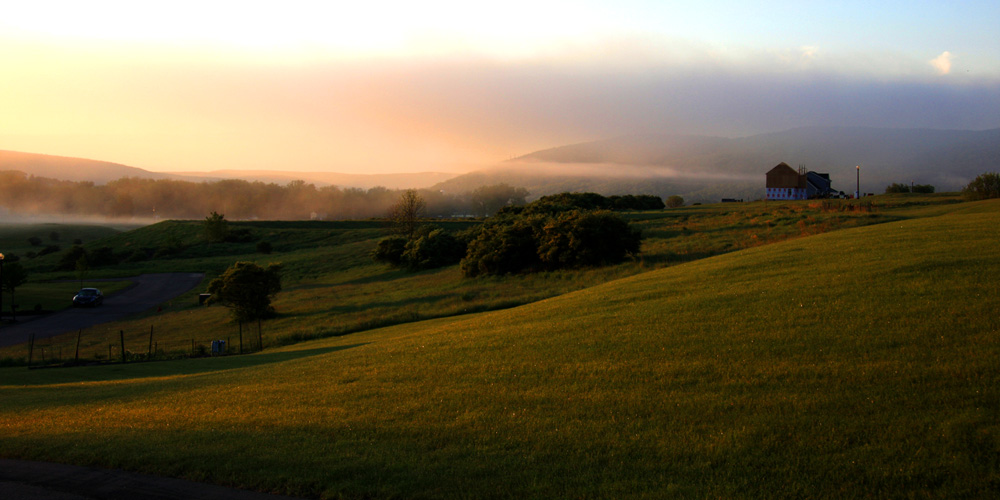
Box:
[0,273,205,348]
[0,459,305,500]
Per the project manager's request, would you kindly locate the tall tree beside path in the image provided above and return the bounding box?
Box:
[207,262,283,323]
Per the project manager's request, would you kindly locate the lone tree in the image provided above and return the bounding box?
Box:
[389,189,426,239]
[203,211,229,243]
[1,261,28,322]
[666,195,685,208]
[207,262,283,323]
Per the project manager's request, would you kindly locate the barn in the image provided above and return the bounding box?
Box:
[766,163,834,200]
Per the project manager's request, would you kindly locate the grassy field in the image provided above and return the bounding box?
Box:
[1,196,947,362]
[0,196,996,498]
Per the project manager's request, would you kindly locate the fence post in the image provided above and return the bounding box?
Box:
[75,329,82,364]
[148,325,154,359]
[239,322,243,354]
[258,319,263,352]
[27,334,34,368]
[120,330,127,363]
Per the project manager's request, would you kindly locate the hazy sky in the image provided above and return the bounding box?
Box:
[2,1,998,174]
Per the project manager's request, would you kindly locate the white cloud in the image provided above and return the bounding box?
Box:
[930,51,953,75]
[800,46,819,60]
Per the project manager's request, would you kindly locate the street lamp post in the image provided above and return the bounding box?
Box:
[855,165,860,199]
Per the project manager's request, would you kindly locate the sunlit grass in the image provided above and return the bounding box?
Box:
[0,198,996,498]
[0,195,954,362]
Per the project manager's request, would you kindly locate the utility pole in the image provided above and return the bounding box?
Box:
[855,165,860,199]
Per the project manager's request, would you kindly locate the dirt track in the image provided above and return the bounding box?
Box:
[0,273,205,348]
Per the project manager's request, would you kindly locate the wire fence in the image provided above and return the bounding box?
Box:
[14,322,269,368]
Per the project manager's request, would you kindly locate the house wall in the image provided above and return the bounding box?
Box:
[766,187,807,200]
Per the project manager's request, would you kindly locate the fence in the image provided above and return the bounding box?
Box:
[18,321,269,368]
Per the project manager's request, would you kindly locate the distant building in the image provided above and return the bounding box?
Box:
[765,163,834,200]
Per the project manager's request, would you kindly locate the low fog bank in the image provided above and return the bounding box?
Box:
[0,209,155,228]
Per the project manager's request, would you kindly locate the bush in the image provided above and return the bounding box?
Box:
[885,183,911,194]
[371,237,408,267]
[537,211,642,268]
[913,184,935,194]
[535,192,611,211]
[608,194,665,211]
[27,236,42,247]
[203,211,229,242]
[36,245,61,257]
[962,172,1000,201]
[666,195,684,208]
[461,210,641,277]
[462,215,545,277]
[403,228,466,270]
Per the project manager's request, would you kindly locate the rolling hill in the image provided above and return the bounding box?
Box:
[1,198,997,498]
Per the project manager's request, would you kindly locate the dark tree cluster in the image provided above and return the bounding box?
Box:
[527,192,664,213]
[0,171,529,221]
[962,172,1000,201]
[372,191,644,276]
[885,183,935,194]
[372,227,466,271]
[468,183,530,217]
[373,190,466,270]
[461,210,641,277]
[460,201,642,277]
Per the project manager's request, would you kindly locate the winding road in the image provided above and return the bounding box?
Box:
[0,273,205,348]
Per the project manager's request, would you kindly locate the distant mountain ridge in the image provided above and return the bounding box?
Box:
[514,126,1000,184]
[434,126,1000,202]
[0,150,456,189]
[0,150,184,183]
[5,126,997,205]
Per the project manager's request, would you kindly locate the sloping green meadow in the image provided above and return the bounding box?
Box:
[1,200,998,498]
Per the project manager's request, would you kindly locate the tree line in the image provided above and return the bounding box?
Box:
[0,171,530,220]
[373,190,649,276]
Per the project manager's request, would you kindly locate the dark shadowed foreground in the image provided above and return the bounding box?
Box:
[0,459,304,500]
[0,273,204,348]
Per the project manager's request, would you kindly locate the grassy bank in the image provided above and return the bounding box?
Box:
[3,196,946,362]
[0,198,995,498]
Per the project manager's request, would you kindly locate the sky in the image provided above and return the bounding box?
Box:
[1,1,998,174]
